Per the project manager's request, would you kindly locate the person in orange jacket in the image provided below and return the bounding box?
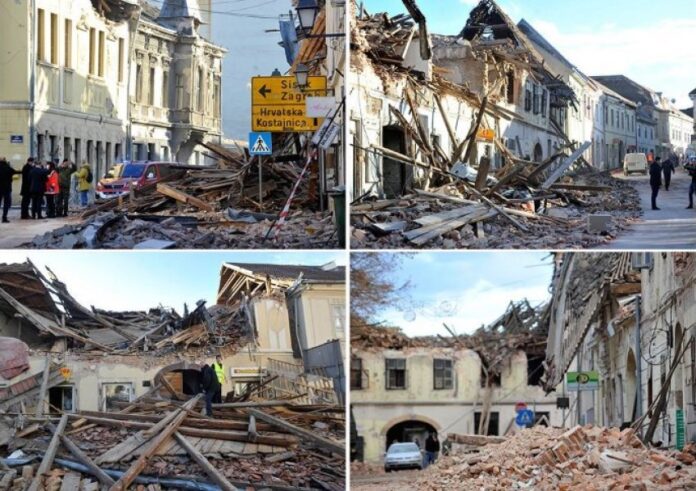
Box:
[45,161,60,218]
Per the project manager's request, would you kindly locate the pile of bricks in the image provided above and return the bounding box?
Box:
[416,425,696,490]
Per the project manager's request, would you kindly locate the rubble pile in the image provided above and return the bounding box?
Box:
[0,390,345,491]
[27,141,339,249]
[417,425,696,490]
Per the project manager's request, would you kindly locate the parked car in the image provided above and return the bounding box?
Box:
[384,442,423,472]
[95,161,179,199]
[623,153,648,176]
[96,163,125,191]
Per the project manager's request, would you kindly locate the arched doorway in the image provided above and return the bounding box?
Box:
[625,349,637,423]
[533,143,543,163]
[385,419,437,450]
[156,361,203,397]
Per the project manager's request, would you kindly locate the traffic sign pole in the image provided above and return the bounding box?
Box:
[259,156,263,211]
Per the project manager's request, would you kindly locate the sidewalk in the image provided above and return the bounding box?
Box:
[0,207,81,249]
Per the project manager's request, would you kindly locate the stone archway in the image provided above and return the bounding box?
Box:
[155,361,203,396]
[381,414,442,453]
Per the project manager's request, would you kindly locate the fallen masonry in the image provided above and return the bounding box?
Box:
[27,141,340,249]
[413,425,696,490]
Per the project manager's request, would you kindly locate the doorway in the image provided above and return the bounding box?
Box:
[382,126,411,198]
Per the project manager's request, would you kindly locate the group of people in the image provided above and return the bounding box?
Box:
[648,156,696,211]
[200,355,227,417]
[0,156,93,223]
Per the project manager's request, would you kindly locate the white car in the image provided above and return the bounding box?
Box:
[384,442,423,472]
[623,153,648,176]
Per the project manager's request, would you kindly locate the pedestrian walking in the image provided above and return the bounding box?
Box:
[20,157,35,219]
[200,362,220,417]
[211,355,226,404]
[650,157,662,210]
[686,161,696,209]
[29,161,49,219]
[45,162,59,218]
[0,157,20,223]
[423,432,440,468]
[56,159,76,217]
[662,157,675,191]
[76,162,92,207]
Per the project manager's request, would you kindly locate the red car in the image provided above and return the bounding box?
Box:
[95,161,181,199]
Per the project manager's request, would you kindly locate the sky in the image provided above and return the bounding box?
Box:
[0,251,345,313]
[362,0,696,108]
[150,0,294,140]
[372,252,554,337]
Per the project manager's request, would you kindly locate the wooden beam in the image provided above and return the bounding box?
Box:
[157,183,214,212]
[540,141,592,189]
[35,356,50,418]
[54,430,115,487]
[174,432,238,491]
[27,414,69,491]
[246,408,344,455]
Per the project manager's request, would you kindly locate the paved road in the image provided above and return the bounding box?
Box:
[352,470,422,491]
[602,168,696,250]
[0,207,78,248]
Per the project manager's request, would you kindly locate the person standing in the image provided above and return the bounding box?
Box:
[0,157,20,223]
[20,157,35,219]
[650,157,662,210]
[200,362,220,417]
[29,161,49,219]
[662,156,675,191]
[424,432,440,468]
[56,159,76,217]
[686,161,696,209]
[211,355,226,404]
[76,162,92,207]
[44,162,60,218]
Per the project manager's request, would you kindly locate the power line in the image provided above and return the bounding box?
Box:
[144,0,290,20]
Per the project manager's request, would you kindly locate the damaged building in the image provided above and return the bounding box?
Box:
[0,260,345,490]
[544,252,696,448]
[350,299,562,463]
[349,0,641,249]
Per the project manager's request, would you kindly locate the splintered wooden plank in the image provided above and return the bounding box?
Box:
[413,206,476,227]
[407,208,496,246]
[174,433,237,491]
[156,183,214,212]
[27,414,69,491]
[59,472,82,491]
[540,141,592,189]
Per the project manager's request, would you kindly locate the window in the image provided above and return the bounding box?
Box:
[149,67,155,105]
[37,9,46,62]
[433,359,453,390]
[474,411,499,436]
[118,39,124,82]
[48,385,75,414]
[213,77,220,117]
[506,71,515,103]
[610,109,614,127]
[98,31,105,77]
[197,67,204,111]
[331,302,345,338]
[50,13,58,64]
[64,19,72,68]
[541,89,547,117]
[527,354,544,386]
[386,358,406,390]
[524,85,532,112]
[135,63,142,102]
[88,28,96,75]
[176,75,184,109]
[532,85,540,115]
[161,70,169,108]
[102,383,133,411]
[351,357,364,390]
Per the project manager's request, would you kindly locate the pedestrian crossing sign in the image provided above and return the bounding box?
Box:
[249,132,272,156]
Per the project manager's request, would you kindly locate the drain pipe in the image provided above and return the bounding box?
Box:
[635,294,643,436]
[29,0,36,157]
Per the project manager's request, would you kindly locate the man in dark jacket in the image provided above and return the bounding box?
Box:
[0,158,20,223]
[29,162,49,219]
[200,363,220,417]
[424,432,440,468]
[56,159,76,217]
[20,158,35,219]
[650,157,662,210]
[686,161,696,209]
[662,156,675,191]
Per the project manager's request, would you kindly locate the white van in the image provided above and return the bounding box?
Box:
[623,153,648,176]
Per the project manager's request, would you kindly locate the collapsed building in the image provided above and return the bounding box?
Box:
[544,252,696,449]
[0,260,346,490]
[349,0,641,249]
[350,299,560,463]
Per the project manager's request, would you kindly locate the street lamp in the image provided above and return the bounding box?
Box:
[295,64,310,89]
[296,0,319,33]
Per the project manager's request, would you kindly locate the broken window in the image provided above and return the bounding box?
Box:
[506,71,515,103]
[433,359,453,390]
[49,385,75,414]
[480,363,500,387]
[527,354,544,386]
[351,357,364,390]
[385,358,406,390]
[102,383,133,411]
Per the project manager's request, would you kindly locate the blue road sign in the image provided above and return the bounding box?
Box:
[10,135,23,144]
[249,132,272,156]
[515,408,535,427]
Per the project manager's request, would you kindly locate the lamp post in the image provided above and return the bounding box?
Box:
[295,0,345,38]
[295,63,310,89]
